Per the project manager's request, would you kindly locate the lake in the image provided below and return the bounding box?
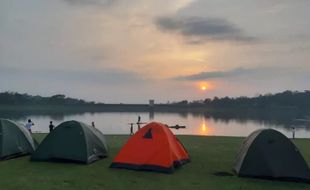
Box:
[6,111,310,138]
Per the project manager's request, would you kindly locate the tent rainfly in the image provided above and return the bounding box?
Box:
[0,118,37,160]
[110,122,190,173]
[234,129,310,182]
[31,120,108,164]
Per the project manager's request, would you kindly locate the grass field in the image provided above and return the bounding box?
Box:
[0,134,310,190]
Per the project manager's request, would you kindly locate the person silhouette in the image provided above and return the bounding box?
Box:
[130,123,134,135]
[49,121,55,132]
[137,116,141,130]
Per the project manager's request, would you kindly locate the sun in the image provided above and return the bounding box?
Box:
[198,81,213,91]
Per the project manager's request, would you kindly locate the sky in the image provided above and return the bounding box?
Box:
[1,0,310,103]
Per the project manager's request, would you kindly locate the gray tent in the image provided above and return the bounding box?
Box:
[31,120,108,164]
[234,129,310,181]
[0,119,37,160]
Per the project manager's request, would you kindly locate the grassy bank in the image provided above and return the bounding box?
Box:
[0,135,309,190]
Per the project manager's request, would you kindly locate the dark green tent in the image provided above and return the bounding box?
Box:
[234,129,310,181]
[0,119,37,160]
[31,120,108,164]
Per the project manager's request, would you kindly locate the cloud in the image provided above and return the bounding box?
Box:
[174,67,280,81]
[155,16,257,43]
[0,66,145,85]
[61,69,145,85]
[62,0,115,7]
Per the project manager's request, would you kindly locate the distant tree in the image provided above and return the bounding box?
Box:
[51,94,66,99]
[204,98,212,104]
[174,100,188,105]
[0,92,97,105]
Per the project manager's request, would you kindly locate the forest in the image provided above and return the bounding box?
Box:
[0,91,310,111]
[171,90,310,110]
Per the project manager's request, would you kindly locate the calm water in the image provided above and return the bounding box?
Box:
[7,112,310,138]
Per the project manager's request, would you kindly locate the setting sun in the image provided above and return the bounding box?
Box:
[198,82,213,91]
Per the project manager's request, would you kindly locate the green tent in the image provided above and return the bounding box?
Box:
[0,119,37,160]
[31,120,108,164]
[234,129,310,181]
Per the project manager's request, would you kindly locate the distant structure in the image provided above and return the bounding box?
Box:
[149,99,154,107]
[149,99,155,114]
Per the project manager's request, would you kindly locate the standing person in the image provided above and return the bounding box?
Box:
[137,115,141,131]
[137,123,141,131]
[292,127,296,139]
[25,119,34,133]
[130,123,134,135]
[49,121,55,133]
[91,121,95,128]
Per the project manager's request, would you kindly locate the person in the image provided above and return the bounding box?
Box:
[292,127,296,139]
[130,123,134,135]
[137,115,141,131]
[91,121,95,128]
[137,123,141,131]
[25,119,34,133]
[49,121,55,132]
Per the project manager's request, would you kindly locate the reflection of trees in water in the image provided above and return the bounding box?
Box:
[176,112,189,119]
[2,109,310,131]
[151,112,189,119]
[0,112,28,121]
[49,114,65,121]
[189,109,310,131]
[0,111,72,121]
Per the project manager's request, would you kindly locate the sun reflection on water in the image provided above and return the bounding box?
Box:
[202,123,207,132]
[200,121,212,135]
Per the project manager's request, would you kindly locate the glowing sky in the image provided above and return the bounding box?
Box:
[1,0,310,103]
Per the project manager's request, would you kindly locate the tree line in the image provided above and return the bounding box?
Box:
[1,90,310,111]
[0,92,96,105]
[170,90,310,110]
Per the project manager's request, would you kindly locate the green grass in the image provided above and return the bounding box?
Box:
[0,135,310,190]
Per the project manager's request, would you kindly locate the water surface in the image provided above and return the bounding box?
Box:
[7,112,310,138]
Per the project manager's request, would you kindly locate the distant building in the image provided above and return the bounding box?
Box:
[149,99,155,107]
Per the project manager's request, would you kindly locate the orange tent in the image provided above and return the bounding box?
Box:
[110,122,190,173]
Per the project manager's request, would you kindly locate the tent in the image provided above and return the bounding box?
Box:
[0,118,37,160]
[110,122,190,173]
[31,120,108,164]
[234,129,310,181]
